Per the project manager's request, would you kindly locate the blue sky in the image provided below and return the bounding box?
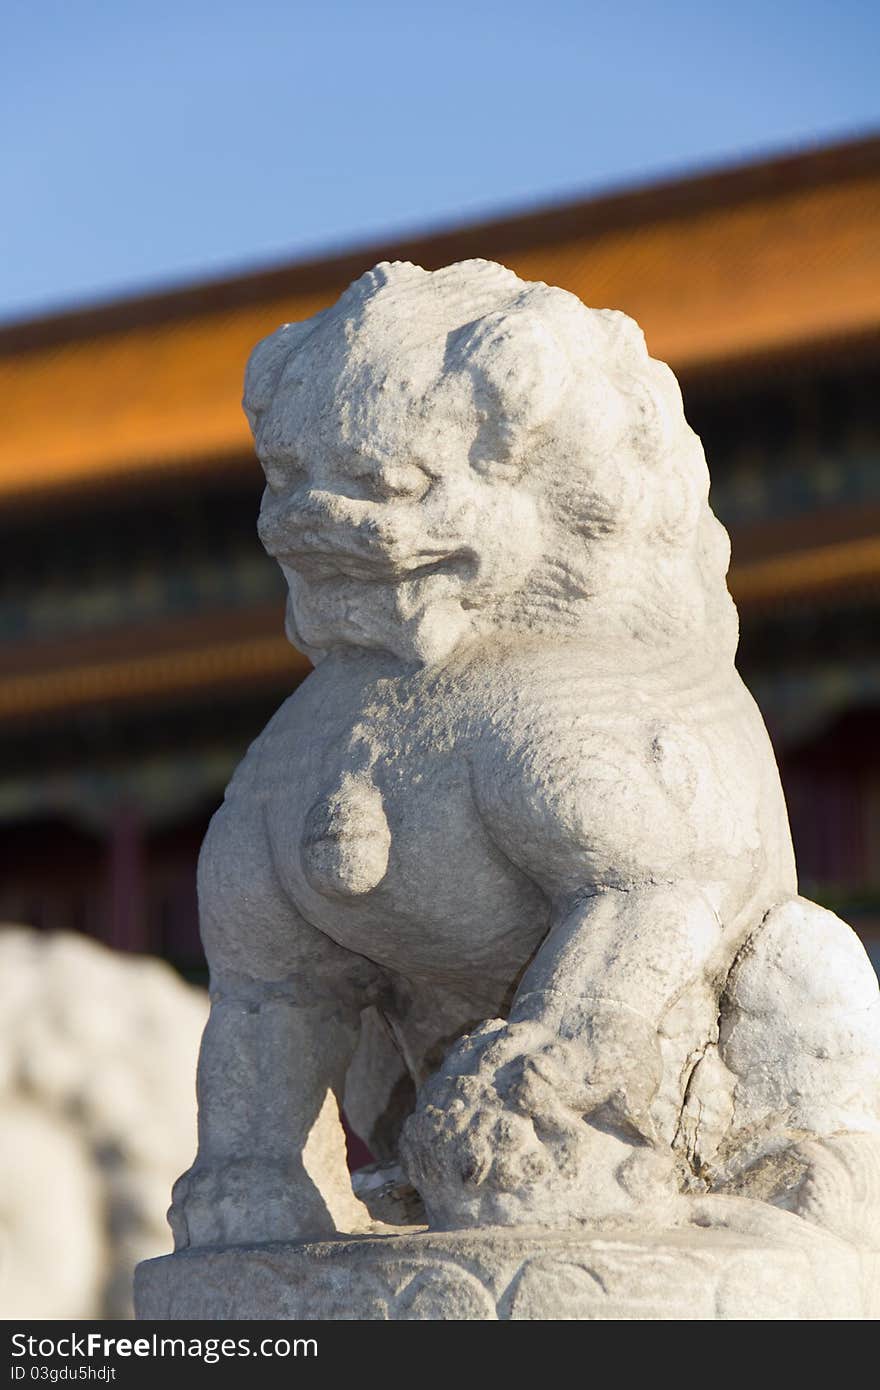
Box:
[2,0,877,322]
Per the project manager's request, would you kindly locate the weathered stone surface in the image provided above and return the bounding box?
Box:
[137,1217,880,1321]
[0,927,206,1319]
[140,259,880,1320]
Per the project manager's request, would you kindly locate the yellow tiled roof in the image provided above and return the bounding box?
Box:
[2,137,878,503]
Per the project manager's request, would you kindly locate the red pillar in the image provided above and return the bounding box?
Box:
[106,804,147,952]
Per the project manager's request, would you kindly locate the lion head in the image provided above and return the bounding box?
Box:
[245,259,736,666]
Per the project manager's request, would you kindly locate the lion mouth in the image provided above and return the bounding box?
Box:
[281,543,482,660]
[278,543,477,588]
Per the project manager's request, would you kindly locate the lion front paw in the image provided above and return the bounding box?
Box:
[169,1156,336,1249]
[401,1017,671,1230]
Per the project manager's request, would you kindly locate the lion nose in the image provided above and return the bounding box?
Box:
[258,488,413,564]
[260,488,363,545]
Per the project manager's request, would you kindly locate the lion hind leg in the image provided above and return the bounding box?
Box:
[703,896,880,1245]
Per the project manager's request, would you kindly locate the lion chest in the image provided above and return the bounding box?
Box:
[300,774,392,899]
[252,689,547,978]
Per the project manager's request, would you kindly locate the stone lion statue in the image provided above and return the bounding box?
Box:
[169,259,880,1255]
[0,927,207,1318]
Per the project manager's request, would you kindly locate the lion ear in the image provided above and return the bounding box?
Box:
[455,297,571,470]
[242,321,315,435]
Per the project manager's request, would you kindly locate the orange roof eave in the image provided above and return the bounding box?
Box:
[2,137,879,502]
[1,532,879,721]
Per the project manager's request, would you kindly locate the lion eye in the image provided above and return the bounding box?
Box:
[362,463,430,500]
[375,464,428,497]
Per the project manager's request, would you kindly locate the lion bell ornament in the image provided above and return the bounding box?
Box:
[137,261,880,1320]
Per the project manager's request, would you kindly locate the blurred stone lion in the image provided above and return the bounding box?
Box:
[0,928,207,1318]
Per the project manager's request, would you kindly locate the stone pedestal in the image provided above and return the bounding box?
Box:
[135,1223,879,1321]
